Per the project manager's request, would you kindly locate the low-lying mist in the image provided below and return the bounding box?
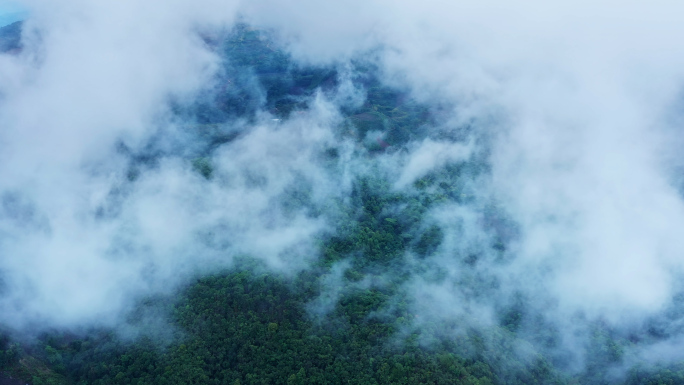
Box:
[2,0,684,382]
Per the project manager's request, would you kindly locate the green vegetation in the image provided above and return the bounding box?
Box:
[2,21,684,385]
[0,265,558,385]
[0,162,564,385]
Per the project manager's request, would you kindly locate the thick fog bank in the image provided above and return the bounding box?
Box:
[2,0,684,379]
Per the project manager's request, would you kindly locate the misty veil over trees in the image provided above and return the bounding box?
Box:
[2,1,684,384]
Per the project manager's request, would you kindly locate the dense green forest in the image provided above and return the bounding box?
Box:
[2,263,684,385]
[2,21,684,385]
[0,266,534,385]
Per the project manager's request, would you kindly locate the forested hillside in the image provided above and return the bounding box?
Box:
[2,17,684,385]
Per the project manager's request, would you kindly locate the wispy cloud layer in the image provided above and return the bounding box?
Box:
[2,0,684,375]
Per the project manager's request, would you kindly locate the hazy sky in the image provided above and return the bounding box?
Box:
[0,1,26,27]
